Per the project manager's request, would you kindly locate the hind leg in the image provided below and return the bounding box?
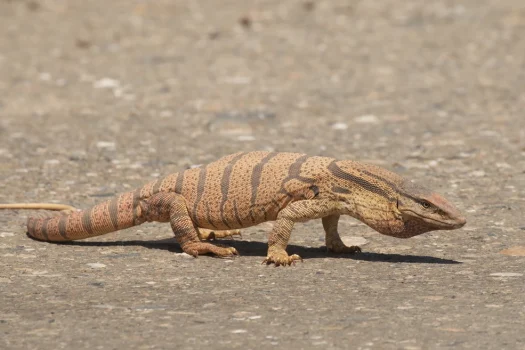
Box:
[141,192,238,257]
[197,228,242,240]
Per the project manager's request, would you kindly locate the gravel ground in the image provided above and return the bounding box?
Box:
[1,1,524,349]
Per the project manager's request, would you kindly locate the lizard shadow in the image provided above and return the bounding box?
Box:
[53,238,461,265]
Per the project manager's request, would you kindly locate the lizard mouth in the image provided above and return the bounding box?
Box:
[401,209,466,229]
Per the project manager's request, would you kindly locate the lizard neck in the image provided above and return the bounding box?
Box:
[323,159,408,236]
[341,194,405,236]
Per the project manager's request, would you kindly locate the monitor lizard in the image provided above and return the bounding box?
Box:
[0,151,466,266]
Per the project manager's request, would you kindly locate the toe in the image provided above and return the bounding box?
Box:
[262,252,302,266]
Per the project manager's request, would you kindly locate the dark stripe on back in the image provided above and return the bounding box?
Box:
[250,152,279,206]
[219,152,246,228]
[279,154,316,195]
[174,172,184,193]
[108,197,119,230]
[41,219,50,241]
[360,169,424,202]
[332,186,351,194]
[328,161,391,200]
[360,169,400,192]
[205,202,217,229]
[233,199,243,227]
[81,209,94,235]
[192,166,207,223]
[27,218,35,234]
[58,214,69,239]
[150,179,161,194]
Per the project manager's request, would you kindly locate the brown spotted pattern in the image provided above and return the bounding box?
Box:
[26,151,465,264]
[27,151,328,242]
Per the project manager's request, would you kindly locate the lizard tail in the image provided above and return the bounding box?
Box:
[0,203,77,211]
[27,190,141,242]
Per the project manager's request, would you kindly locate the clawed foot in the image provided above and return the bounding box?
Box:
[182,242,238,258]
[198,229,242,241]
[262,249,302,267]
[327,242,362,254]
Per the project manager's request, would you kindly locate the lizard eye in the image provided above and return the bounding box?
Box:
[420,201,431,209]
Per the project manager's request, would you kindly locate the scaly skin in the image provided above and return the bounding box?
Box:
[3,152,466,266]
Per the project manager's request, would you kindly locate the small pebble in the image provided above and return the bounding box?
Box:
[469,170,485,177]
[159,110,173,118]
[237,135,256,141]
[39,72,51,81]
[331,122,348,130]
[87,263,106,269]
[496,162,511,169]
[223,76,251,84]
[499,246,525,256]
[355,115,379,124]
[489,272,522,277]
[93,78,120,89]
[31,270,49,276]
[96,141,116,150]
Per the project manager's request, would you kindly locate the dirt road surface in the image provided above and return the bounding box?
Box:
[1,1,524,349]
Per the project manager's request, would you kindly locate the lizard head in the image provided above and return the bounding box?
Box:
[393,180,466,237]
[326,159,466,238]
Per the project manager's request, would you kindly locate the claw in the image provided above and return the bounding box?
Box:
[327,243,362,254]
[262,251,302,266]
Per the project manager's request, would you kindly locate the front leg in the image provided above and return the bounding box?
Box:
[263,215,301,266]
[322,214,361,254]
[264,200,340,266]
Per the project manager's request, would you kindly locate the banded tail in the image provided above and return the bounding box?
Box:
[27,190,140,241]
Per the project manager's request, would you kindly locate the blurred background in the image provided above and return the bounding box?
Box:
[0,1,524,349]
[1,1,523,171]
